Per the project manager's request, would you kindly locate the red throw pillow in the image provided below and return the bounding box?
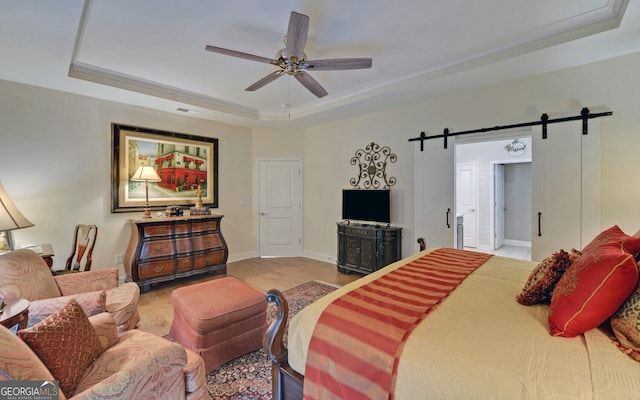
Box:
[516,249,580,306]
[582,225,640,254]
[18,299,104,397]
[548,226,640,337]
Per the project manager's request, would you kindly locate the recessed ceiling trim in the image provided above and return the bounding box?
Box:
[55,0,633,126]
[68,61,259,119]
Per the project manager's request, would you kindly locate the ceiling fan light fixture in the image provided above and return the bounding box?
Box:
[204,11,372,98]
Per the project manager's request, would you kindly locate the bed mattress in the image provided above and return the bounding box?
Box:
[287,249,640,399]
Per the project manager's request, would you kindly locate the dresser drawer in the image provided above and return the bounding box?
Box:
[193,233,222,250]
[174,237,193,254]
[142,224,173,238]
[138,260,175,279]
[174,222,191,235]
[193,250,226,269]
[192,220,218,233]
[140,239,174,259]
[344,226,377,237]
[176,256,194,272]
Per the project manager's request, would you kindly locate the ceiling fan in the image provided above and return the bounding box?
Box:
[205,11,372,98]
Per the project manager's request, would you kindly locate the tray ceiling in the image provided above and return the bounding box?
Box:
[1,0,638,127]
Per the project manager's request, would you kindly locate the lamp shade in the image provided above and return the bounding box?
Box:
[0,181,34,232]
[130,166,161,182]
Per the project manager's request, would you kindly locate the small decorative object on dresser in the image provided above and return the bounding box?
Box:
[190,185,211,216]
[124,214,228,292]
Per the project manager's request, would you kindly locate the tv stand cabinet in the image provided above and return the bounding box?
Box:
[124,214,228,292]
[337,222,402,274]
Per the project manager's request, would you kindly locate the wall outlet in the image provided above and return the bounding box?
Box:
[115,254,124,264]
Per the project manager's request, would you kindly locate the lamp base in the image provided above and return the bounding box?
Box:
[142,207,152,219]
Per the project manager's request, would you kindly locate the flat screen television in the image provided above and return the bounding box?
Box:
[342,189,391,224]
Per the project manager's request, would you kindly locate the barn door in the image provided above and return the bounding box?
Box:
[414,138,456,250]
[531,120,600,261]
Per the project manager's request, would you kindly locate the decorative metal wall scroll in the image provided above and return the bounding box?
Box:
[349,142,397,188]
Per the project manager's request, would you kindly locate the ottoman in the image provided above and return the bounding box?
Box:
[169,276,267,373]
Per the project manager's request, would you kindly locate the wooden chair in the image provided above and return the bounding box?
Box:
[59,224,98,274]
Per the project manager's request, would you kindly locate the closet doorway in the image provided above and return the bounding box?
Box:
[455,135,532,260]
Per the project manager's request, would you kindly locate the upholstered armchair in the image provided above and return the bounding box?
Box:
[0,249,139,332]
[0,312,207,399]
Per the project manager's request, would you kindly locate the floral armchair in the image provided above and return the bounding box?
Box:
[0,311,207,399]
[0,249,139,332]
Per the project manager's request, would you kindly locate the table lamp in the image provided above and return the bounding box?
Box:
[130,166,161,218]
[0,181,34,250]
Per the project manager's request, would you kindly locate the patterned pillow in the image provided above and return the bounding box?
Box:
[516,249,580,306]
[610,280,640,361]
[548,226,640,337]
[18,299,104,397]
[582,225,640,254]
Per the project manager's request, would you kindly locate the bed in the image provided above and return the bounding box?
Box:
[264,239,640,399]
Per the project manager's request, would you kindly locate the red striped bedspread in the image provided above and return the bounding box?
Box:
[303,248,493,400]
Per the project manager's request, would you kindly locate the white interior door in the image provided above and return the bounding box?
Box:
[456,162,478,248]
[494,164,505,249]
[531,120,600,261]
[258,160,302,257]
[414,138,455,250]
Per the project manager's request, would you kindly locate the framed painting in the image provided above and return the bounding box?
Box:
[111,123,218,213]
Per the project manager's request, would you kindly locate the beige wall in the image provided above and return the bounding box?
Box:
[0,81,253,275]
[2,49,640,272]
[303,51,640,259]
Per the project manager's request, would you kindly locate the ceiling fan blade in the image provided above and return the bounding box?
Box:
[205,45,274,65]
[294,71,328,98]
[304,58,373,71]
[245,70,284,92]
[285,12,309,60]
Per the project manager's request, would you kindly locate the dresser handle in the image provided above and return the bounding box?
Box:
[153,266,163,273]
[153,246,164,253]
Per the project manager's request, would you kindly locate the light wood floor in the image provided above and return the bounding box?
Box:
[136,257,362,337]
[465,244,532,261]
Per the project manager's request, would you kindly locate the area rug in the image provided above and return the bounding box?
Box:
[206,280,338,400]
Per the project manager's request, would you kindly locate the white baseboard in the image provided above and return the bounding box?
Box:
[227,251,257,263]
[504,239,531,247]
[303,250,336,265]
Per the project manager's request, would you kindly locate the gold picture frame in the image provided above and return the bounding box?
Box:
[111,123,218,213]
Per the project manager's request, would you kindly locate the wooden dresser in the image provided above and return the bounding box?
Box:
[124,214,228,292]
[337,222,402,274]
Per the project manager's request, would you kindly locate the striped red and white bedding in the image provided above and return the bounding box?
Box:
[287,248,640,399]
